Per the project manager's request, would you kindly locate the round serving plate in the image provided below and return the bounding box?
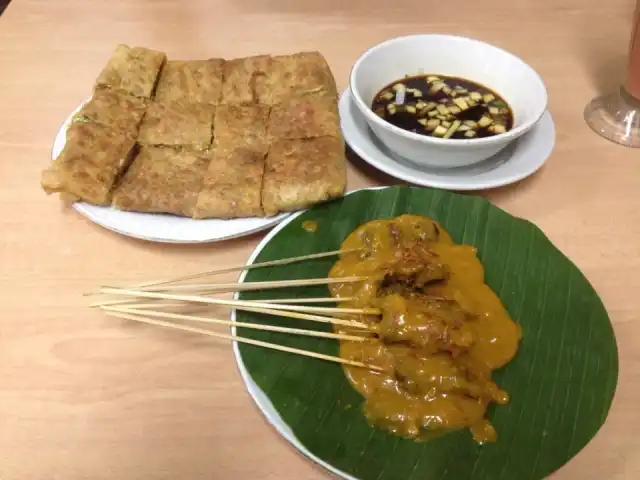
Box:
[232,186,618,480]
[50,100,291,243]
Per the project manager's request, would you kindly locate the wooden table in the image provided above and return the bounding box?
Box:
[1,0,639,478]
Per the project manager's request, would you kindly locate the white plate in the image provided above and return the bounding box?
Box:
[231,188,390,480]
[51,101,291,243]
[339,89,556,190]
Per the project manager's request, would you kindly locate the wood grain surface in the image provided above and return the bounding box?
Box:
[1,0,639,478]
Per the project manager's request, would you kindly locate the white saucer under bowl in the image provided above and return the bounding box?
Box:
[339,89,556,190]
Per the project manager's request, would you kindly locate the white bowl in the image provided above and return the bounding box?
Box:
[349,34,548,168]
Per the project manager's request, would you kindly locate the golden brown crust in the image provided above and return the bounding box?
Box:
[44,47,347,218]
[192,104,271,218]
[112,147,211,217]
[267,95,340,140]
[263,51,338,105]
[95,44,166,99]
[220,55,272,105]
[138,102,214,150]
[74,89,147,133]
[41,122,137,205]
[154,59,225,105]
[213,104,270,151]
[193,144,266,219]
[262,136,346,216]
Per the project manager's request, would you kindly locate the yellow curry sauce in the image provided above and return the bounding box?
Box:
[328,215,521,444]
[302,220,318,233]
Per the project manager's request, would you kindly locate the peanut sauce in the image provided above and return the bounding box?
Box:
[328,215,521,444]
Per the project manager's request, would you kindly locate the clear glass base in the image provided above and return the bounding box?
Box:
[584,87,640,147]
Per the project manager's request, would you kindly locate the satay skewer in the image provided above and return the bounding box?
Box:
[102,306,369,342]
[105,309,382,372]
[84,248,362,296]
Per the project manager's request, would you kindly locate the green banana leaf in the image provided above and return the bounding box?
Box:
[237,186,618,480]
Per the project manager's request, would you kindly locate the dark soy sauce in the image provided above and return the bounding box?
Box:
[371,74,514,140]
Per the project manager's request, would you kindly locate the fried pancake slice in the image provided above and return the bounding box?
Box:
[267,95,340,139]
[263,51,338,105]
[112,147,211,217]
[262,136,346,216]
[220,55,272,105]
[95,44,166,99]
[138,102,214,150]
[213,104,270,148]
[73,89,147,132]
[41,122,137,205]
[191,104,270,218]
[154,59,225,105]
[193,143,267,219]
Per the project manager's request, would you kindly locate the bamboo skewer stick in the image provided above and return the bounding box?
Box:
[99,276,366,297]
[89,288,228,308]
[134,248,360,287]
[246,303,377,315]
[100,302,369,329]
[95,287,378,319]
[104,302,187,309]
[102,306,368,342]
[137,283,367,302]
[83,249,361,296]
[94,288,370,328]
[254,297,354,304]
[92,296,355,309]
[226,305,370,328]
[141,276,367,293]
[105,310,382,372]
[97,287,375,315]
